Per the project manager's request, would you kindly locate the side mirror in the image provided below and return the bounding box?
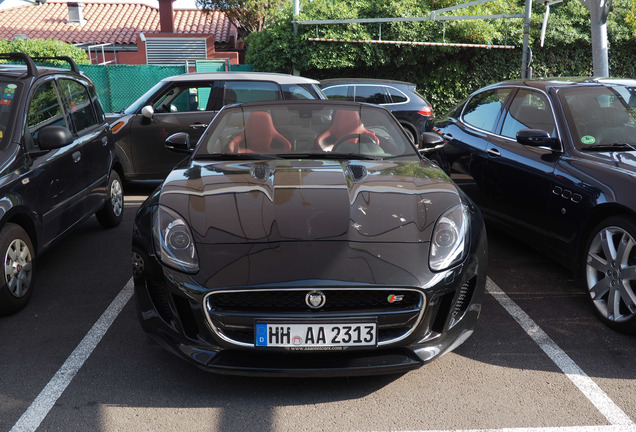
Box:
[517,129,560,149]
[418,131,445,154]
[165,132,194,153]
[38,126,74,150]
[141,105,154,119]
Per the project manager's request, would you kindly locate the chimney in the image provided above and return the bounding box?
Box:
[67,2,86,26]
[158,0,175,33]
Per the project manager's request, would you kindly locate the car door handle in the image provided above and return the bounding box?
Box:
[487,148,501,157]
[72,151,81,163]
[442,134,454,141]
[189,123,208,129]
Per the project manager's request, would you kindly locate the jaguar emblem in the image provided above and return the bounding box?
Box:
[305,290,326,309]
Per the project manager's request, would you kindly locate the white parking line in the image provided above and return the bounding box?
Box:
[369,279,636,432]
[485,278,635,428]
[9,277,636,432]
[9,278,134,432]
[124,198,147,206]
[389,426,636,432]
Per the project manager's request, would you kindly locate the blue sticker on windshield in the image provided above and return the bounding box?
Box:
[581,136,596,145]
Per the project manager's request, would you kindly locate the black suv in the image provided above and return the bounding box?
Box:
[0,52,123,315]
[321,78,434,146]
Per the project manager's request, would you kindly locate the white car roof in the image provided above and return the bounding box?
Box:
[163,72,320,85]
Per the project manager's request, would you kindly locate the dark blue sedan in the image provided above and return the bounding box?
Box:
[429,78,636,333]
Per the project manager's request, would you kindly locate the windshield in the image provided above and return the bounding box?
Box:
[0,80,20,148]
[195,103,416,159]
[559,85,636,150]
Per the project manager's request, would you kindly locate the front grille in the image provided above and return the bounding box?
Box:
[172,295,200,339]
[429,276,478,333]
[205,288,425,347]
[146,279,201,340]
[209,289,420,313]
[220,325,416,347]
[147,279,173,322]
[452,278,475,319]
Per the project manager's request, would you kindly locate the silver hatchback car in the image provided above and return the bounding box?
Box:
[107,72,326,181]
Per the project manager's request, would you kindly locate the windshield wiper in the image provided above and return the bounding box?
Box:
[277,153,382,160]
[580,143,636,152]
[194,153,281,160]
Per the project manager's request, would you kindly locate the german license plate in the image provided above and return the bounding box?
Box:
[255,323,377,348]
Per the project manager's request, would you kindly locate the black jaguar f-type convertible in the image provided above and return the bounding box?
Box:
[131,100,487,376]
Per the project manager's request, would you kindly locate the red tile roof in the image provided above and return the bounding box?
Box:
[0,1,237,45]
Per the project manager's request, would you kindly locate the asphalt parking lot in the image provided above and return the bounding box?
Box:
[1,188,635,432]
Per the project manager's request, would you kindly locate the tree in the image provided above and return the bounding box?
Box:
[196,0,291,40]
[245,0,635,113]
[0,39,89,65]
[623,0,636,37]
[246,0,522,73]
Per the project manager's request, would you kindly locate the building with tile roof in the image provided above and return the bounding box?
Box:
[0,0,240,65]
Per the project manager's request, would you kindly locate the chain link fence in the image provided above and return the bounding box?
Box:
[80,62,254,113]
[80,64,187,113]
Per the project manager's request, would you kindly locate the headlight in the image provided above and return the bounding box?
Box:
[429,203,469,271]
[153,205,199,273]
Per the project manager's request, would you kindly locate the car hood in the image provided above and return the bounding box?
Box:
[581,150,636,173]
[565,151,636,190]
[158,158,460,244]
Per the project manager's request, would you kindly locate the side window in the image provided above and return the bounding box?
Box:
[501,89,556,139]
[27,80,66,150]
[152,84,214,113]
[281,84,318,100]
[323,86,351,101]
[462,88,511,132]
[353,85,390,104]
[87,83,105,123]
[386,87,408,104]
[224,81,280,104]
[58,78,98,133]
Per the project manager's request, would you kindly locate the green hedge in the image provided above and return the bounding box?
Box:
[0,39,90,65]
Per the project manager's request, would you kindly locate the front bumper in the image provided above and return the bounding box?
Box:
[134,269,483,377]
[132,204,487,377]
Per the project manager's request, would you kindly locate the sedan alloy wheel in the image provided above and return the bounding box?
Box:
[585,217,636,332]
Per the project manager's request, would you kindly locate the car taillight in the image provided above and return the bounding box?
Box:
[418,106,433,117]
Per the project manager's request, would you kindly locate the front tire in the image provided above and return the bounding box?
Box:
[96,170,124,228]
[583,215,636,334]
[0,223,35,316]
